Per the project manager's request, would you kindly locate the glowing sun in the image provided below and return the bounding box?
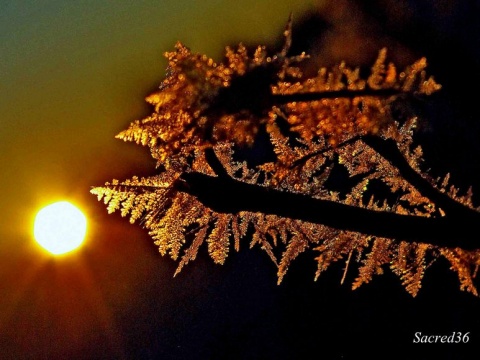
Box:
[34,201,87,255]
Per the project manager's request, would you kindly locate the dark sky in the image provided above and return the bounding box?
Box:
[1,1,480,359]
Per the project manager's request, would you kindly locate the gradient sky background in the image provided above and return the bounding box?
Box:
[1,1,480,359]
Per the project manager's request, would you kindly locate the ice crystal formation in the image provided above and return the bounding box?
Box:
[92,20,480,297]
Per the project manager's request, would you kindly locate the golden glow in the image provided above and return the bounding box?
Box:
[34,201,87,255]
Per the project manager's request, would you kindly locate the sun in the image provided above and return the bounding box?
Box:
[34,201,87,255]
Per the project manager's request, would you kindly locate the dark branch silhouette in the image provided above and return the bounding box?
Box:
[361,135,475,218]
[179,166,479,251]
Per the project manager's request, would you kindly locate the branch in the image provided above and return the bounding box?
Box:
[207,85,416,120]
[179,170,480,250]
[289,135,474,218]
[270,88,415,105]
[289,135,360,169]
[361,135,475,218]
